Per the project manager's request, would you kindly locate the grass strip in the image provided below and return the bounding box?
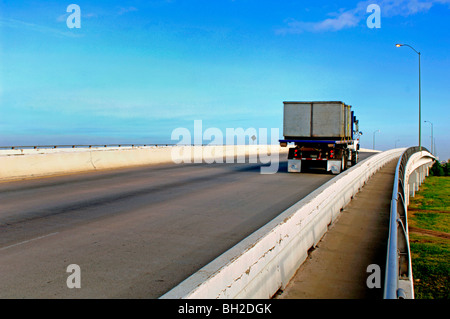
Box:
[408,176,450,299]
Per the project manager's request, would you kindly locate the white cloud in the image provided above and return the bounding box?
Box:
[0,18,82,38]
[278,12,360,34]
[118,6,138,15]
[276,0,450,34]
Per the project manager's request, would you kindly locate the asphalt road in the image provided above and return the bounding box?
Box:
[0,152,374,298]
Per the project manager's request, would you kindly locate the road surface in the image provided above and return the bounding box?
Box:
[0,152,374,298]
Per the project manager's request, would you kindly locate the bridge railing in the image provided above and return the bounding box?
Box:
[0,144,177,150]
[384,146,435,299]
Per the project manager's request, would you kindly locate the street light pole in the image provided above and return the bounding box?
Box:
[419,50,421,151]
[424,120,433,154]
[396,43,422,151]
[373,129,380,150]
[434,138,436,158]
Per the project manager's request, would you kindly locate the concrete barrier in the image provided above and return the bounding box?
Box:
[359,148,382,153]
[160,148,405,299]
[0,145,287,181]
[404,151,435,206]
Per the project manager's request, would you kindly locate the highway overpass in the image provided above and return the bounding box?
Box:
[0,145,435,298]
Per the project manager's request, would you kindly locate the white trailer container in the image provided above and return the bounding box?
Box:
[280,101,361,174]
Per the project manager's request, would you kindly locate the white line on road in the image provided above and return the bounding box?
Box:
[0,232,59,251]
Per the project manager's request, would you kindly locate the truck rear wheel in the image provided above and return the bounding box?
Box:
[351,151,358,166]
[342,150,349,171]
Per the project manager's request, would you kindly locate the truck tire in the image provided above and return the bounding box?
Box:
[351,151,358,166]
[342,150,349,171]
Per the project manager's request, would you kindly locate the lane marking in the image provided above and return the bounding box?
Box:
[0,232,59,251]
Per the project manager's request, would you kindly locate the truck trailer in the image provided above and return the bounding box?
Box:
[279,101,361,174]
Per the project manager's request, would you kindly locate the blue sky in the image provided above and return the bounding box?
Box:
[0,0,449,160]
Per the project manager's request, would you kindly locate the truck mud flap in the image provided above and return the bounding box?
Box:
[327,160,342,175]
[288,159,301,173]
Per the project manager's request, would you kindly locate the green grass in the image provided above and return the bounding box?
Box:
[409,234,450,299]
[409,210,450,234]
[409,176,450,212]
[408,176,450,299]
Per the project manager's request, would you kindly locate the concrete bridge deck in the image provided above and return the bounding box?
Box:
[277,159,397,299]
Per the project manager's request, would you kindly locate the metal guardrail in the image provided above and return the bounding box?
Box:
[384,146,431,299]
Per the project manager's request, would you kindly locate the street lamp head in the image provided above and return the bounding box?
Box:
[396,43,420,54]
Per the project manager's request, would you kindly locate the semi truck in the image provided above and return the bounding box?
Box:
[279,101,362,175]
